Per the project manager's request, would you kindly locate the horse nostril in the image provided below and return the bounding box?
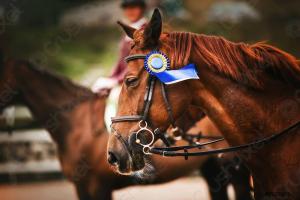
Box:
[107,151,119,166]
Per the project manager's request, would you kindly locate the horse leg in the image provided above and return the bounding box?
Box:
[75,182,93,200]
[76,180,113,200]
[200,157,229,200]
[230,163,253,200]
[93,187,113,200]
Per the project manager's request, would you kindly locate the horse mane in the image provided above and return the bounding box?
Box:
[169,32,300,89]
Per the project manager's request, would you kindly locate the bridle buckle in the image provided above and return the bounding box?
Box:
[171,126,183,141]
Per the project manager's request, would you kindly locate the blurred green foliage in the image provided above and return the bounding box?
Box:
[2,0,300,80]
[8,26,120,79]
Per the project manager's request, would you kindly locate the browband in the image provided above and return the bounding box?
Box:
[125,54,146,63]
[111,115,143,123]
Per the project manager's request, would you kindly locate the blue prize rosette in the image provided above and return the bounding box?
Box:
[144,51,199,84]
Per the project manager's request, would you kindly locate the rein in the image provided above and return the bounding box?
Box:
[111,53,300,159]
[151,120,300,159]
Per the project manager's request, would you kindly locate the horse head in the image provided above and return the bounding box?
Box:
[107,9,194,176]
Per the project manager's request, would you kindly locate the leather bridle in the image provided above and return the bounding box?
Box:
[111,53,300,160]
[111,54,181,154]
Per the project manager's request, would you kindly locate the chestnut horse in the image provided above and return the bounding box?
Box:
[0,59,252,200]
[108,9,300,199]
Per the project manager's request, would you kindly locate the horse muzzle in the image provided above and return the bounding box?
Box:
[107,129,146,174]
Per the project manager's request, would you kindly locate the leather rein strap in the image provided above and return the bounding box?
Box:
[150,120,300,159]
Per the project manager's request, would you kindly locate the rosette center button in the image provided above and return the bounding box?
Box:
[151,57,163,69]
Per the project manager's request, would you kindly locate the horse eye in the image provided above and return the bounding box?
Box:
[125,77,139,87]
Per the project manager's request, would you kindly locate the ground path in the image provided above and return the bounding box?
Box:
[0,177,236,200]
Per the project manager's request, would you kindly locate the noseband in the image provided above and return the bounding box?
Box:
[111,53,300,159]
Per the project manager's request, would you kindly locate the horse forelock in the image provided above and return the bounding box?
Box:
[168,32,300,89]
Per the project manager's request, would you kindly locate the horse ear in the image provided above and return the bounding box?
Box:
[143,8,162,48]
[117,21,137,39]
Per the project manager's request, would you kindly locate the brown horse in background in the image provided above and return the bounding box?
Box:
[109,9,300,199]
[0,58,252,200]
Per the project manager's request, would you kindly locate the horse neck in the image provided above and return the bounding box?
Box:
[13,62,103,145]
[172,33,300,195]
[16,63,90,116]
[189,53,300,197]
[189,60,300,146]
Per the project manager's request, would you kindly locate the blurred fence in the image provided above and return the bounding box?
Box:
[0,106,62,184]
